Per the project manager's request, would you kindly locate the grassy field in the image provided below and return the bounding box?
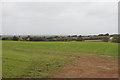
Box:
[2,41,118,78]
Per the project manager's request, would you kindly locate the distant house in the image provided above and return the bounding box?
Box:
[71,37,78,40]
[94,36,110,39]
[70,35,110,41]
[81,36,90,40]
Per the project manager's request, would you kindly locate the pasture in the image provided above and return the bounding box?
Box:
[2,41,118,78]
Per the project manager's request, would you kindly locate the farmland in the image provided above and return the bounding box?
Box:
[2,41,118,78]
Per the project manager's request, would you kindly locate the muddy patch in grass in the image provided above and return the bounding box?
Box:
[53,54,118,78]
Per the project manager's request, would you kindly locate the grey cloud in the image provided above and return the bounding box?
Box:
[2,2,118,35]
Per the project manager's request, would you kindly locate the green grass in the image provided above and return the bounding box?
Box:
[2,41,118,78]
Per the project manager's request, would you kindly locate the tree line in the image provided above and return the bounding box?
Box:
[1,34,120,43]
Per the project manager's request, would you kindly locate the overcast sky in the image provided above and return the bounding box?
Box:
[2,2,118,35]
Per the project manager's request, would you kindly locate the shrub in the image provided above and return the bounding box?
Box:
[102,37,109,42]
[77,37,83,41]
[112,35,120,43]
[12,36,18,41]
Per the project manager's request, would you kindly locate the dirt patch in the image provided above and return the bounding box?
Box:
[53,54,118,78]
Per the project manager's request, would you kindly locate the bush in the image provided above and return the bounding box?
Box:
[102,37,109,42]
[112,35,120,43]
[2,37,7,40]
[77,37,83,41]
[12,36,18,41]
